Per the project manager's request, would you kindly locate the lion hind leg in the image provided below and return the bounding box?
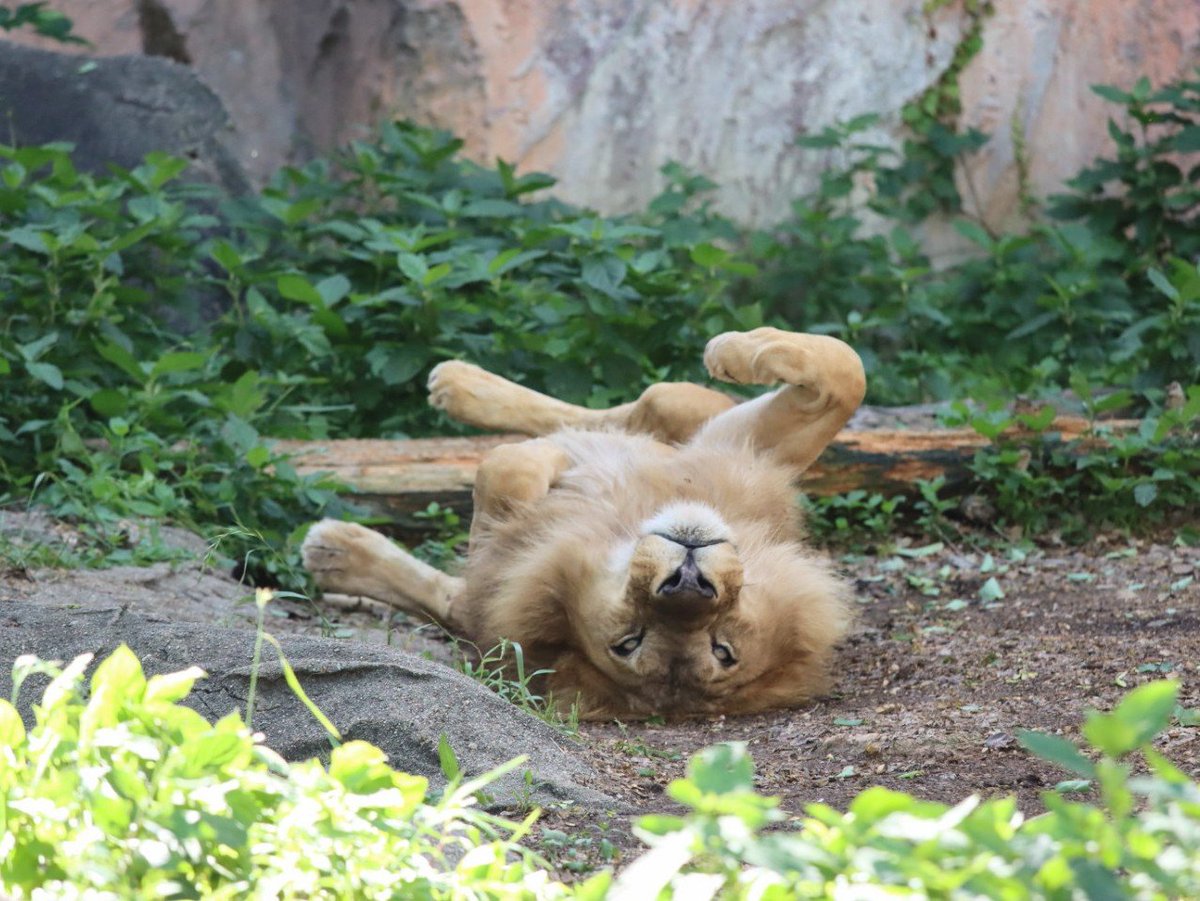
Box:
[428,361,624,435]
[301,520,463,629]
[696,328,866,474]
[469,439,571,547]
[428,360,733,444]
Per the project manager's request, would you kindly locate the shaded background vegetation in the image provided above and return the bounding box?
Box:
[2,66,1199,580]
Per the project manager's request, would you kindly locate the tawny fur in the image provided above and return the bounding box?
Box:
[303,328,865,720]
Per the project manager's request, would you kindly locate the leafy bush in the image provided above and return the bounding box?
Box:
[5,649,1198,898]
[208,123,758,438]
[0,648,570,898]
[620,681,1200,898]
[748,68,1200,403]
[0,147,348,582]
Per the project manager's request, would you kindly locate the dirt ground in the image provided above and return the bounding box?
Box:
[577,535,1199,808]
[3,512,1198,874]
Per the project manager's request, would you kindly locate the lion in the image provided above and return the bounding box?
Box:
[302,327,866,719]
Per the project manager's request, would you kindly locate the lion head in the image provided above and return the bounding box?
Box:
[461,458,854,720]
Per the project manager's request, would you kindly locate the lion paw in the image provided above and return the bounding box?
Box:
[704,328,813,386]
[301,520,389,594]
[428,359,506,425]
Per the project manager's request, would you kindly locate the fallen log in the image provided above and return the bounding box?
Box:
[276,416,1136,532]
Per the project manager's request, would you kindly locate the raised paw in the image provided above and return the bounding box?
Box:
[703,328,821,386]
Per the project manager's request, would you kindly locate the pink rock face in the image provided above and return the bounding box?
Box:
[957,0,1200,234]
[8,0,1199,227]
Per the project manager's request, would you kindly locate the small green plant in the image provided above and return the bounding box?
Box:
[456,638,580,737]
[411,501,470,568]
[0,2,85,44]
[953,387,1200,539]
[804,489,906,543]
[6,649,1199,897]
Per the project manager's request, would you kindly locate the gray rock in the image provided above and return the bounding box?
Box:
[0,41,248,193]
[0,601,618,811]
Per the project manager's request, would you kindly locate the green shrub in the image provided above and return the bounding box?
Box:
[0,147,348,582]
[620,681,1200,898]
[750,68,1200,403]
[5,649,1198,898]
[0,648,570,898]
[208,123,758,438]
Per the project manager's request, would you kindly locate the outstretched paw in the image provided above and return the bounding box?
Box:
[301,520,392,595]
[428,360,488,419]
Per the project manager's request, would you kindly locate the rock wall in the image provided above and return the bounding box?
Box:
[6,0,1199,228]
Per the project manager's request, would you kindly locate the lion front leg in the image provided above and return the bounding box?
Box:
[695,327,866,474]
[302,520,464,629]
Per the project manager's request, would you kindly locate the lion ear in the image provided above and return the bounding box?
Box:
[547,653,630,720]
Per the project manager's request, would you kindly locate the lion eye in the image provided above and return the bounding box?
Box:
[712,641,737,666]
[612,633,644,657]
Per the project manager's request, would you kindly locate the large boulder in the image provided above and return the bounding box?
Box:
[0,600,617,810]
[0,40,248,192]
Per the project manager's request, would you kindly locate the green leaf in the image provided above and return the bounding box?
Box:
[1172,125,1200,153]
[26,361,63,390]
[177,730,248,775]
[1018,730,1096,777]
[6,226,50,254]
[1091,84,1131,104]
[438,732,461,781]
[261,196,322,225]
[689,243,729,267]
[461,198,524,218]
[952,219,994,249]
[1174,704,1200,727]
[1083,680,1179,757]
[90,644,147,702]
[1054,779,1093,793]
[210,239,244,273]
[365,344,428,386]
[581,255,627,296]
[1133,482,1157,507]
[151,351,207,377]
[316,274,352,306]
[978,577,1005,603]
[262,633,342,743]
[145,666,206,704]
[686,742,754,795]
[1147,268,1180,301]
[398,253,428,284]
[95,339,147,383]
[245,445,271,469]
[277,274,325,306]
[1018,405,1057,432]
[88,388,129,417]
[0,698,25,748]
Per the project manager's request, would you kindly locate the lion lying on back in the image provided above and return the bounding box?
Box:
[303,327,866,719]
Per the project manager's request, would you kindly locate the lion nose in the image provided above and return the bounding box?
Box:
[657,551,717,601]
